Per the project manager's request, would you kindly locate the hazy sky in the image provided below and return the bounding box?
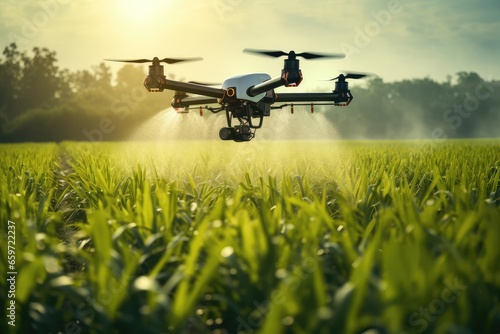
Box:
[1,0,499,91]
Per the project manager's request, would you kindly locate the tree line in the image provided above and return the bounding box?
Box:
[0,43,172,142]
[323,72,500,139]
[0,43,499,142]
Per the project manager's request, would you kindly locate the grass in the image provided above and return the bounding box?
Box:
[0,139,499,334]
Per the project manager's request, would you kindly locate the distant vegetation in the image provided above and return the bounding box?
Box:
[0,43,499,142]
[0,43,172,142]
[327,72,500,139]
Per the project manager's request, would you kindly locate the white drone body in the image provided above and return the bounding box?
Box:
[221,73,270,103]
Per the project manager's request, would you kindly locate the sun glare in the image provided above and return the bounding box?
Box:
[116,0,170,22]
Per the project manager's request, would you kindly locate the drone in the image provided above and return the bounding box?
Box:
[106,49,372,142]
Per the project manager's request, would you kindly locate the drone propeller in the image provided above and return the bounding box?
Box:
[105,56,203,64]
[326,71,376,80]
[243,48,345,60]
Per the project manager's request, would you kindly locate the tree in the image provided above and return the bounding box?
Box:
[18,47,62,112]
[116,64,145,92]
[93,62,113,93]
[0,43,23,118]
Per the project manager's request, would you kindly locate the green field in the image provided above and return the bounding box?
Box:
[1,140,499,334]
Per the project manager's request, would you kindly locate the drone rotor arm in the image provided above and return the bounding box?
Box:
[162,79,225,99]
[247,76,287,97]
[175,96,220,107]
[274,92,340,103]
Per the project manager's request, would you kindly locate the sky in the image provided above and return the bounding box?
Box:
[1,0,499,92]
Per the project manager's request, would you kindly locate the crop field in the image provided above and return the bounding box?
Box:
[1,140,499,334]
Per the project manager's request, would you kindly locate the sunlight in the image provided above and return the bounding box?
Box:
[115,0,172,23]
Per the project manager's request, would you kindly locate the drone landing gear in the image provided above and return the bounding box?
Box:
[219,102,268,142]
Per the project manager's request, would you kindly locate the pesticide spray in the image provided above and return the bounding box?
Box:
[130,107,342,141]
[123,106,350,180]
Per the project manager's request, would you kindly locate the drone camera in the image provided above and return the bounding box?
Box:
[219,125,252,142]
[219,127,234,140]
[232,125,252,142]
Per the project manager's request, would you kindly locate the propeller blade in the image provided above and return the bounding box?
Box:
[296,52,345,60]
[160,57,203,64]
[345,73,370,79]
[105,58,152,63]
[243,49,288,58]
[105,57,203,64]
[244,49,345,60]
[325,71,377,81]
